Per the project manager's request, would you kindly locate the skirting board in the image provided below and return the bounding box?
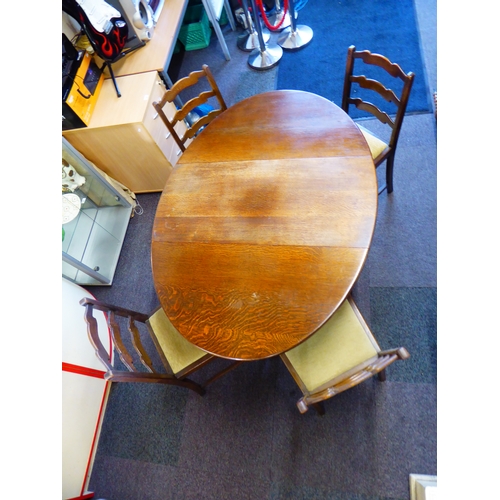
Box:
[410,474,437,500]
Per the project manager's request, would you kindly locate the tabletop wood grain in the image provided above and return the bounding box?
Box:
[152,90,377,360]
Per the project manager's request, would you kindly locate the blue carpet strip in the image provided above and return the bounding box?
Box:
[276,0,432,117]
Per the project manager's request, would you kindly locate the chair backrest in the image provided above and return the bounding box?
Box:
[152,64,227,153]
[79,297,206,394]
[341,45,415,150]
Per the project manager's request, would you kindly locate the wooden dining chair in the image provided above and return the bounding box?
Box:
[152,64,227,153]
[280,295,409,415]
[80,298,241,395]
[341,45,415,194]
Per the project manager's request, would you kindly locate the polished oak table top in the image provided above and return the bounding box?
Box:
[152,90,377,361]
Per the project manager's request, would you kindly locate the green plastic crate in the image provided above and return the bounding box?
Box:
[208,6,228,27]
[219,7,228,26]
[178,5,212,51]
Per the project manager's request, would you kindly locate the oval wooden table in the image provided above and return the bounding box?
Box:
[152,90,378,361]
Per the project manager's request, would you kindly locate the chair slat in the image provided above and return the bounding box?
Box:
[174,91,218,122]
[183,109,225,141]
[82,303,113,371]
[108,310,136,371]
[350,75,401,106]
[160,68,207,102]
[127,317,155,373]
[349,98,395,127]
[354,49,411,81]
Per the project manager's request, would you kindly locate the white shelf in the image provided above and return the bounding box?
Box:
[62,138,134,285]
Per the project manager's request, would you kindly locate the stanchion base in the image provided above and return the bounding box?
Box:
[277,25,313,50]
[237,28,271,52]
[267,10,297,31]
[247,43,283,70]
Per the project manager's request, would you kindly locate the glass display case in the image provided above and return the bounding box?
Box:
[62,137,134,285]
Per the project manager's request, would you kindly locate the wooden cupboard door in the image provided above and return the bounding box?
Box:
[64,124,173,193]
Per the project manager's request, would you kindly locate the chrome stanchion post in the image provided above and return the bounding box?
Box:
[268,0,294,31]
[277,0,313,50]
[237,0,270,52]
[247,0,283,70]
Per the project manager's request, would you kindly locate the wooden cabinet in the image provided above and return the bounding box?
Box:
[63,71,185,193]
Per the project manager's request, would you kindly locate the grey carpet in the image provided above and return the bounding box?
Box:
[168,25,279,108]
[85,0,436,497]
[87,192,161,313]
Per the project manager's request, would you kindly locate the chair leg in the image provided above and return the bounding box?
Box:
[312,402,326,416]
[203,361,242,387]
[378,369,387,382]
[386,154,395,194]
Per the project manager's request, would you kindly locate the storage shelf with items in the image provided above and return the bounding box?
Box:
[62,137,135,285]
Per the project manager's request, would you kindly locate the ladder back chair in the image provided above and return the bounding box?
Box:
[341,45,415,194]
[280,295,410,415]
[80,298,241,395]
[152,64,227,153]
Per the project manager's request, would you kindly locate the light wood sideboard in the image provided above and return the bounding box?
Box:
[63,71,185,193]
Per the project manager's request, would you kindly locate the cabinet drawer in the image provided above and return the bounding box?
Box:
[146,102,184,165]
[143,76,186,165]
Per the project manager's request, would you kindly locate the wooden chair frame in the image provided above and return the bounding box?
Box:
[341,45,415,194]
[280,295,410,415]
[152,64,227,153]
[80,298,241,395]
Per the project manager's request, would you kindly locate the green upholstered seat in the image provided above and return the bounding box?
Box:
[147,307,208,376]
[280,295,410,414]
[357,124,388,160]
[282,299,379,392]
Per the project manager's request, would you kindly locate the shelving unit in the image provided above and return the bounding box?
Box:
[62,137,134,285]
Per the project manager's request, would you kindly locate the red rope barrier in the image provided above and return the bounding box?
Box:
[255,0,289,31]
